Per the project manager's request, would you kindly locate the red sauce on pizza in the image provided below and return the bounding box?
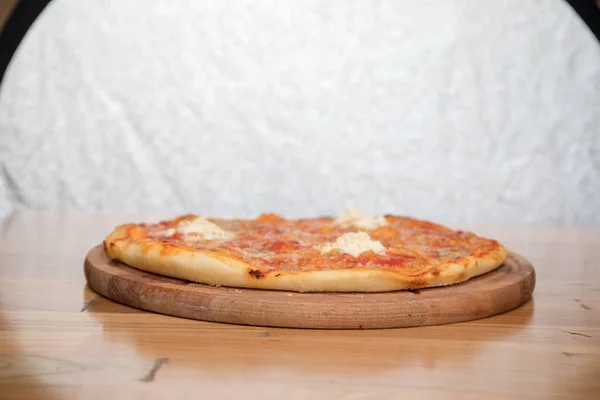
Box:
[136,213,502,276]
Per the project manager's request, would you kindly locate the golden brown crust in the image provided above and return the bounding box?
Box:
[103,215,508,293]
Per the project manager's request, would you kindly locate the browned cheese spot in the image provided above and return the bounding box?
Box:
[249,269,264,279]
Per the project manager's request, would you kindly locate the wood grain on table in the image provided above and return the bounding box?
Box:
[1,211,599,399]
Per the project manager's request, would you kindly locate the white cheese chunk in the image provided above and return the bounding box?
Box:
[316,232,386,257]
[334,207,389,230]
[153,228,176,237]
[177,217,234,241]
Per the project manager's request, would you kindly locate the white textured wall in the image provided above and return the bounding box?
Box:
[0,0,599,225]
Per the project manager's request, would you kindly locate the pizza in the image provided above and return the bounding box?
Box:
[103,207,507,293]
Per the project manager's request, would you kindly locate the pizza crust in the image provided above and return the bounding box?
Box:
[104,225,507,293]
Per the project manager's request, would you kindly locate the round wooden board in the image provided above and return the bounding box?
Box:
[84,245,536,329]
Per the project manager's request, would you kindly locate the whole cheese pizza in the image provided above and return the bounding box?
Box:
[103,207,507,293]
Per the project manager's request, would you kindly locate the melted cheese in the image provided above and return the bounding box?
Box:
[153,228,176,237]
[334,207,389,230]
[177,217,234,241]
[316,232,386,257]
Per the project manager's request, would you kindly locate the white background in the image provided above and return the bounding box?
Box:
[1,0,599,225]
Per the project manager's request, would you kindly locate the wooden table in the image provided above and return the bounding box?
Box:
[1,211,599,399]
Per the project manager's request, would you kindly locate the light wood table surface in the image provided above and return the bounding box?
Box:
[1,211,599,399]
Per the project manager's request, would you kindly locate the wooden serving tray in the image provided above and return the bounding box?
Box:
[84,245,535,329]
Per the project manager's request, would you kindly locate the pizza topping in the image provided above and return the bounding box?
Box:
[152,228,176,237]
[256,213,285,223]
[127,226,149,239]
[335,207,389,230]
[261,240,300,253]
[176,216,235,241]
[369,225,400,239]
[113,211,503,275]
[315,232,386,257]
[248,269,264,278]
